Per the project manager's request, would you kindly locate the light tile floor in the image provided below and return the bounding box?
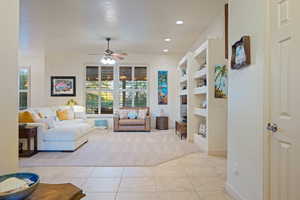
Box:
[20,152,233,200]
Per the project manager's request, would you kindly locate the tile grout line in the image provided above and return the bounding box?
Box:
[114,167,125,200]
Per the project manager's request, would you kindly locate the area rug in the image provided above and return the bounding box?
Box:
[19,129,200,167]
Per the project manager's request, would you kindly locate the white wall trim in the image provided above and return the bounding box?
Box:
[225,182,247,200]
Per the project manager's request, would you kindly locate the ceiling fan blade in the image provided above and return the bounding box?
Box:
[112,54,125,60]
[119,52,128,56]
[112,53,128,57]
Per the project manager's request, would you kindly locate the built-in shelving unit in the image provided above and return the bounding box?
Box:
[177,54,189,126]
[177,39,227,156]
[193,86,207,95]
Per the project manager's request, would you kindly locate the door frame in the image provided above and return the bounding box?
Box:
[263,0,272,199]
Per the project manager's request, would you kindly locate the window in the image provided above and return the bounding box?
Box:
[85,65,148,115]
[119,66,147,107]
[85,66,114,114]
[19,68,30,110]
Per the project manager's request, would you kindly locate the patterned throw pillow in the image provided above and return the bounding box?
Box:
[138,109,148,119]
[128,111,138,119]
[119,110,129,119]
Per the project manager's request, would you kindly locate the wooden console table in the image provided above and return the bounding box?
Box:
[175,121,187,140]
[26,183,85,200]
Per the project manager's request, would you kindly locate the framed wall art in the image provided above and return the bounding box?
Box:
[215,65,228,98]
[158,71,168,105]
[231,36,251,70]
[51,76,76,97]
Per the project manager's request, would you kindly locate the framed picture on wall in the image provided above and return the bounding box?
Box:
[158,71,168,105]
[51,76,76,96]
[231,36,251,70]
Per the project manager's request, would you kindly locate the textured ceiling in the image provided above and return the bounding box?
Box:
[20,0,225,55]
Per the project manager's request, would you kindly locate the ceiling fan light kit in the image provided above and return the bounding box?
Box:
[101,38,128,65]
[101,56,116,65]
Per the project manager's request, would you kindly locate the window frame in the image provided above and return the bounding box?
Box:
[119,65,149,108]
[84,64,149,117]
[19,67,31,110]
[85,65,114,116]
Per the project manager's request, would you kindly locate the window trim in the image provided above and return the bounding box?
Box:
[119,65,149,108]
[19,66,31,110]
[84,64,149,117]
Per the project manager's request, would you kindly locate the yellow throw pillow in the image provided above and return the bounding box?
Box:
[56,109,69,121]
[19,111,35,123]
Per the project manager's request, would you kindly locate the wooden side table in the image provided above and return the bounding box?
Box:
[19,125,38,157]
[156,116,169,130]
[27,183,85,200]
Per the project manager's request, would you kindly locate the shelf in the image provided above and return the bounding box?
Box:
[180,89,188,96]
[194,68,207,79]
[180,76,187,83]
[194,108,207,117]
[193,86,207,95]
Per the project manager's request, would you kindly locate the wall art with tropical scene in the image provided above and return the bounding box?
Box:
[214,65,228,98]
[158,71,168,105]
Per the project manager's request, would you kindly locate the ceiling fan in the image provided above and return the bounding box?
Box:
[100,38,128,64]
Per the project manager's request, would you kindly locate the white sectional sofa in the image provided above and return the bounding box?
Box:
[24,106,94,151]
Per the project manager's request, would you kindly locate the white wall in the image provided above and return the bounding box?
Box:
[0,0,19,174]
[226,0,267,200]
[19,55,46,107]
[45,53,180,128]
[191,10,225,52]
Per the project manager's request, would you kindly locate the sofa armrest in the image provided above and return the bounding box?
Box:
[145,116,151,131]
[113,115,120,130]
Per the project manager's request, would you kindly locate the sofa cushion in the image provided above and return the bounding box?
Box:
[34,107,56,119]
[119,119,145,125]
[138,109,148,119]
[44,123,92,141]
[55,119,86,126]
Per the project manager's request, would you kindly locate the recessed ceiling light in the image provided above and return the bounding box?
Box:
[176,20,184,25]
[163,49,169,53]
[164,38,171,42]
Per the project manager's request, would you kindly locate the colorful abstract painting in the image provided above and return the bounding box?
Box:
[51,76,76,96]
[215,65,228,98]
[158,71,168,105]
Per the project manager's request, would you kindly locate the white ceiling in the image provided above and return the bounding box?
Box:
[20,0,225,55]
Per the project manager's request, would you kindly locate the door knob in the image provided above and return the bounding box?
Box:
[267,123,278,133]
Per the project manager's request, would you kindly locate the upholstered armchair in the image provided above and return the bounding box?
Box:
[113,107,151,132]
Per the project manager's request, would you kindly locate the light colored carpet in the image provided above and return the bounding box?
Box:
[20,129,200,167]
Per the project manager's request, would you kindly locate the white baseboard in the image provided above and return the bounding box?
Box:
[225,182,247,200]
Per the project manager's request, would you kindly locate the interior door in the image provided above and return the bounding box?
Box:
[269,0,300,199]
